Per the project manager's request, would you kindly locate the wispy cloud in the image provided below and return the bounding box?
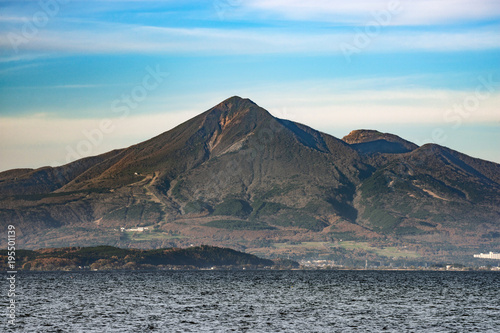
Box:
[0,16,28,23]
[0,54,50,63]
[0,63,41,74]
[1,0,499,57]
[244,0,500,25]
[1,24,499,55]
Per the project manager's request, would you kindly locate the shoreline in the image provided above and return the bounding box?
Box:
[2,266,499,273]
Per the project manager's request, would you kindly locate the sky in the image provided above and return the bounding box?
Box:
[0,0,499,171]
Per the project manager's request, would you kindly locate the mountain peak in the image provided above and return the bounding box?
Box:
[201,96,272,132]
[342,129,418,154]
[211,96,258,113]
[224,95,256,105]
[343,129,385,144]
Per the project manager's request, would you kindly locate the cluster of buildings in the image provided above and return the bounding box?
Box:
[473,252,500,260]
[120,227,149,232]
[300,260,340,268]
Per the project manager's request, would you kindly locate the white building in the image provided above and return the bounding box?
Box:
[473,252,500,260]
[121,227,149,232]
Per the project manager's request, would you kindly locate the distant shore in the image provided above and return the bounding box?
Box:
[0,245,298,272]
[2,245,499,272]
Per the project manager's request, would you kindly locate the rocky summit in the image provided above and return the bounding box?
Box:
[1,97,499,265]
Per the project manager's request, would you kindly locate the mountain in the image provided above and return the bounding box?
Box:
[1,97,499,265]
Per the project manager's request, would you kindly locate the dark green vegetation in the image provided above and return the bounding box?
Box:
[103,202,164,224]
[0,245,279,271]
[0,97,499,264]
[213,199,253,218]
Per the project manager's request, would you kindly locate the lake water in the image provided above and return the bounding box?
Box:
[2,270,499,332]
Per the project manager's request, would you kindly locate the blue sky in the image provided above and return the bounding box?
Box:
[0,0,499,171]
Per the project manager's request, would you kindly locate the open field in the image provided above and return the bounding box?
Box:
[335,241,421,258]
[272,241,421,259]
[273,242,329,249]
[124,231,187,242]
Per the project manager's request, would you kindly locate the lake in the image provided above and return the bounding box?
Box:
[2,270,499,332]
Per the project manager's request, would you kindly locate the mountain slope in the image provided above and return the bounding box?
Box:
[357,143,500,233]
